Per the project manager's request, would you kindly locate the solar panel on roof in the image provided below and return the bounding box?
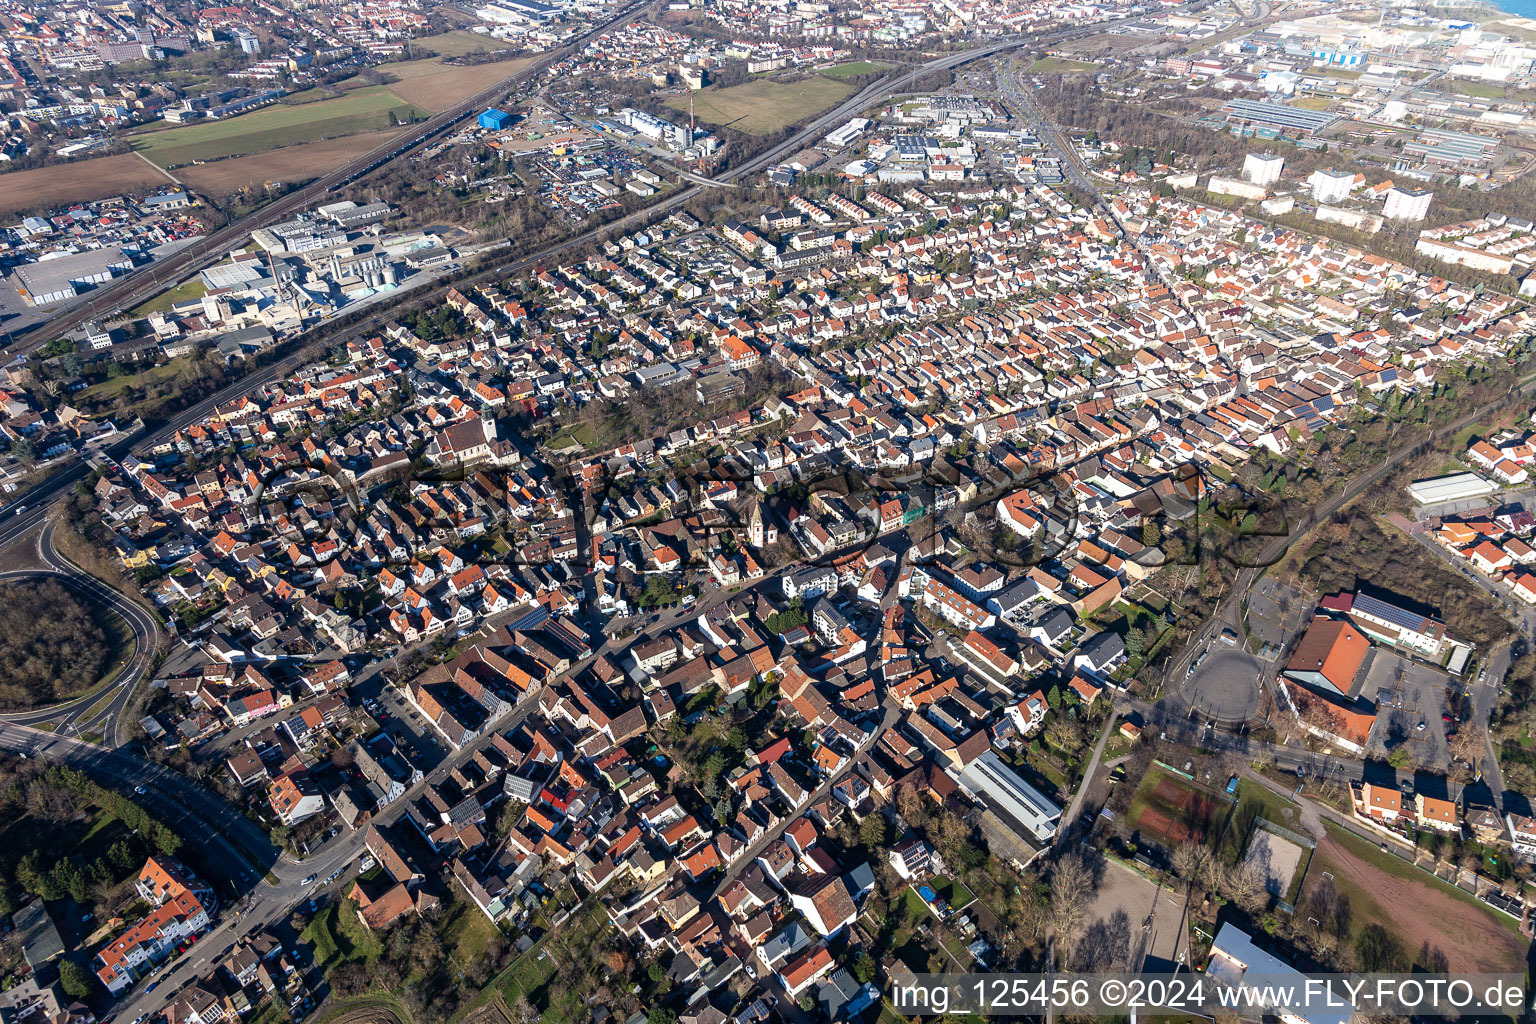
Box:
[1352,592,1428,632]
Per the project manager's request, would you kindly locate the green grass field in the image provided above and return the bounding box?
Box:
[414,29,507,56]
[1026,57,1097,73]
[130,278,207,317]
[1290,96,1335,111]
[299,902,382,975]
[131,86,427,167]
[545,423,597,452]
[1440,77,1536,103]
[77,359,190,405]
[926,876,975,912]
[1219,779,1299,860]
[665,77,853,135]
[821,60,892,80]
[1304,822,1526,972]
[439,898,500,962]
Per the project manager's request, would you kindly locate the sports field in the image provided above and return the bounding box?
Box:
[1241,827,1306,898]
[0,154,172,216]
[1302,823,1525,972]
[131,86,427,168]
[665,77,853,135]
[821,60,892,80]
[1127,768,1223,844]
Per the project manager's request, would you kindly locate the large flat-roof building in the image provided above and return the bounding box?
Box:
[1206,924,1355,1024]
[1383,186,1432,222]
[1243,151,1284,186]
[1222,99,1340,135]
[1403,128,1498,171]
[14,246,132,305]
[1336,591,1447,658]
[1405,471,1496,506]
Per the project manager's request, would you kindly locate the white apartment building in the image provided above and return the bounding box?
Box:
[1309,169,1355,204]
[1383,186,1432,222]
[1243,152,1284,186]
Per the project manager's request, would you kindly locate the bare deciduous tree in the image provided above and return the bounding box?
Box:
[1171,842,1211,884]
[1225,861,1268,915]
[1050,852,1095,965]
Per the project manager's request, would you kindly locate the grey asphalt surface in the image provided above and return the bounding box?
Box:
[1183,648,1265,724]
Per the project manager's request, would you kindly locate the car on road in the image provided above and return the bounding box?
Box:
[12,506,24,516]
[302,875,316,885]
[145,982,159,993]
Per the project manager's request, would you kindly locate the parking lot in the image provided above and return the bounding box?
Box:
[1360,649,1452,767]
[1184,645,1264,724]
[1245,577,1314,660]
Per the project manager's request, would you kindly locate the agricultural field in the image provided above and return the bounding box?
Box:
[378,54,537,111]
[821,60,892,80]
[175,129,405,196]
[0,153,172,217]
[1026,57,1098,73]
[130,86,427,168]
[1127,767,1226,844]
[1301,823,1525,972]
[665,76,853,135]
[414,29,511,56]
